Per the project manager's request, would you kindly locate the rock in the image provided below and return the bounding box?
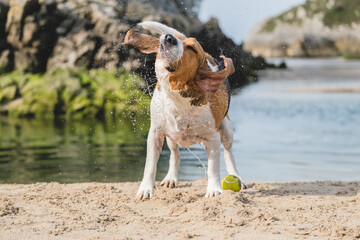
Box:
[0,1,12,72]
[0,1,10,39]
[0,49,13,72]
[0,0,262,86]
[244,0,360,58]
[301,34,339,57]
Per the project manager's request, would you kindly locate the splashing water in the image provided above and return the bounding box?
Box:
[186,147,207,178]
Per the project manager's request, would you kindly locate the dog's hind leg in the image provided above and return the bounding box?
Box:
[204,132,223,198]
[219,117,247,189]
[160,137,180,188]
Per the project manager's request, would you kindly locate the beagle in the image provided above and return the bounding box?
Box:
[123,21,246,199]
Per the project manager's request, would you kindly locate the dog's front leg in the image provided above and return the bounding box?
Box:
[136,128,164,200]
[204,133,223,198]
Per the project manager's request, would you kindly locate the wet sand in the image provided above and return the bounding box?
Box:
[1,180,360,239]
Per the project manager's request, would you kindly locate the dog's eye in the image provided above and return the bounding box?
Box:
[186,46,198,54]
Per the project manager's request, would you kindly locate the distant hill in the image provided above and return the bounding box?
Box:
[244,0,360,58]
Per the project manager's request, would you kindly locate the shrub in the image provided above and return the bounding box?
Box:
[0,69,151,119]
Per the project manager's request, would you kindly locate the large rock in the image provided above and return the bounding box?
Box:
[244,0,360,58]
[0,1,11,72]
[0,0,264,86]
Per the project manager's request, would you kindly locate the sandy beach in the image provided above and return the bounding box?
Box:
[1,180,359,239]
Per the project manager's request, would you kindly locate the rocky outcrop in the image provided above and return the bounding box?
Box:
[244,0,360,58]
[0,0,265,87]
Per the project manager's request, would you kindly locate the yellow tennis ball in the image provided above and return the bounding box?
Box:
[221,175,241,192]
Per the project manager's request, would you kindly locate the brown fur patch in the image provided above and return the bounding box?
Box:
[168,38,205,92]
[166,38,208,105]
[208,84,229,129]
[123,29,159,54]
[179,82,207,106]
[196,56,235,93]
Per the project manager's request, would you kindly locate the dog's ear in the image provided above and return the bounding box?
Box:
[196,56,235,94]
[123,29,159,54]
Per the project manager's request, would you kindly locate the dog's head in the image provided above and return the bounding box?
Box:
[123,21,234,93]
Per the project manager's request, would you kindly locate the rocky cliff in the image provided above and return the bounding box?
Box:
[244,0,360,58]
[0,0,265,87]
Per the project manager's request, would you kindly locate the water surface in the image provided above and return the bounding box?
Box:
[1,59,360,183]
[230,58,360,181]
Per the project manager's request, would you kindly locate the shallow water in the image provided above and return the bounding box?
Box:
[0,118,148,183]
[230,59,360,181]
[1,59,360,183]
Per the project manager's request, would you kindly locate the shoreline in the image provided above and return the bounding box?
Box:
[1,180,359,239]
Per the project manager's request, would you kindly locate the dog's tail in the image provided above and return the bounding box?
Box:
[139,21,186,38]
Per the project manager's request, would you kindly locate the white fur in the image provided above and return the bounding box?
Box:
[207,59,218,72]
[139,21,186,38]
[159,35,184,64]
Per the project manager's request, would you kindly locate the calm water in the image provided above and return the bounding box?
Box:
[231,58,360,181]
[1,59,360,183]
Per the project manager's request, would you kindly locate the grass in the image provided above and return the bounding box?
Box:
[0,69,151,119]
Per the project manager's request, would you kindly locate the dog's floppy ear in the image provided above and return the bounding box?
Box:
[196,56,235,94]
[123,29,159,54]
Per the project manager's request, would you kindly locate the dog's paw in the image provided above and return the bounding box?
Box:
[205,180,223,198]
[136,181,155,200]
[231,174,248,190]
[236,176,248,190]
[160,175,178,188]
[205,188,222,198]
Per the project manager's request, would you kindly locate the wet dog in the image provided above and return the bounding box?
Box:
[123,21,246,199]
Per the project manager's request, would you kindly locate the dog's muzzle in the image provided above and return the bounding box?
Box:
[165,34,177,46]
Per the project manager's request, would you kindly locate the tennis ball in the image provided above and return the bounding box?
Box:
[221,175,241,192]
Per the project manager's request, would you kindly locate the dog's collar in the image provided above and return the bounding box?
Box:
[166,66,176,72]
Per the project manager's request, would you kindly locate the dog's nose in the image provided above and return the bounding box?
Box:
[165,34,177,45]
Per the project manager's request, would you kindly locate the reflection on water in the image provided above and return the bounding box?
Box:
[230,58,360,181]
[0,116,208,183]
[1,59,360,183]
[0,117,149,183]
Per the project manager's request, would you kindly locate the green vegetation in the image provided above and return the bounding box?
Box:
[261,0,360,32]
[0,69,151,119]
[302,0,328,17]
[323,0,360,27]
[261,7,302,32]
[261,19,277,33]
[342,51,360,60]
